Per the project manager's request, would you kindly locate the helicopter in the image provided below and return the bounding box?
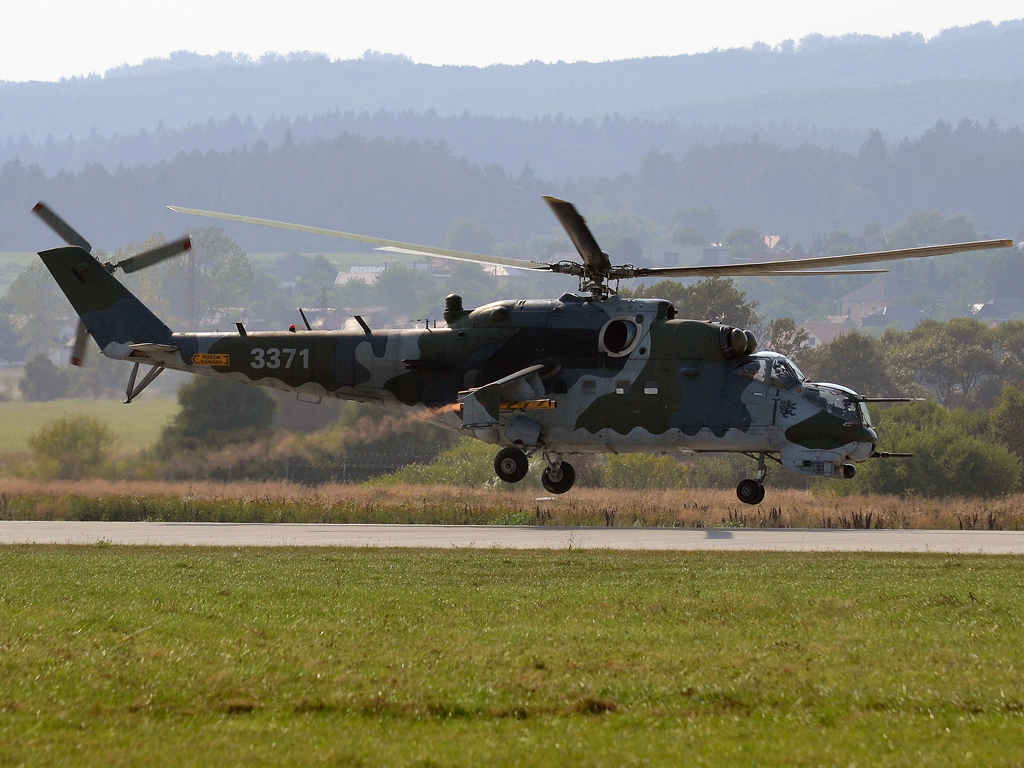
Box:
[32,197,1012,503]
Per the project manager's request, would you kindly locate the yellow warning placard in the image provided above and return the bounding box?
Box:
[191,353,230,366]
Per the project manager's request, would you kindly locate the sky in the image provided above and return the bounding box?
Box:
[2,0,1023,82]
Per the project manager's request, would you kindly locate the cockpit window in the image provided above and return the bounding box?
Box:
[733,360,767,383]
[802,386,861,422]
[858,402,873,427]
[770,359,801,390]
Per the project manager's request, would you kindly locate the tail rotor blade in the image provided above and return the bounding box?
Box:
[32,202,93,252]
[116,236,192,273]
[70,320,90,367]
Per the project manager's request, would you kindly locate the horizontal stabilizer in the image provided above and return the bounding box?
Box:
[129,343,179,353]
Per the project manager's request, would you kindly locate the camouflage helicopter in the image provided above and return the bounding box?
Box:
[32,198,1012,503]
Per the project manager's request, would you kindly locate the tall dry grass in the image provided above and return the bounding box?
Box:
[1,478,1023,529]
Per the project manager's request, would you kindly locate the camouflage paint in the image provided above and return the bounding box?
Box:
[38,246,879,478]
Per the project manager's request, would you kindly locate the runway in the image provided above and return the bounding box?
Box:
[1,521,1024,553]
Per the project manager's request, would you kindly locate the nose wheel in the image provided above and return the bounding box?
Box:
[736,452,768,505]
[494,447,529,483]
[736,479,765,505]
[541,460,576,494]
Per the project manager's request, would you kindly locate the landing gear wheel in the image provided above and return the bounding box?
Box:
[541,462,576,494]
[737,479,764,505]
[494,447,529,483]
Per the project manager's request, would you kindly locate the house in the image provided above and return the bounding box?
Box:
[971,299,1024,324]
[860,306,929,330]
[641,245,706,267]
[801,321,852,348]
[839,275,909,323]
[839,275,944,325]
[335,266,385,285]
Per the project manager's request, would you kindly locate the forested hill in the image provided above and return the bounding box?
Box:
[3,20,1024,143]
[0,110,865,179]
[2,118,1023,253]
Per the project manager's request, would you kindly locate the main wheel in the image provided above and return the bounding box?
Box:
[541,462,576,494]
[494,447,529,483]
[736,479,764,505]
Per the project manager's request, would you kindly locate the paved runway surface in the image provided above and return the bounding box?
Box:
[2,522,1023,553]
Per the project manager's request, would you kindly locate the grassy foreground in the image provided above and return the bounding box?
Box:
[1,547,1022,766]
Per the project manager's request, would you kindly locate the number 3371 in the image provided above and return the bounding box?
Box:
[251,348,309,369]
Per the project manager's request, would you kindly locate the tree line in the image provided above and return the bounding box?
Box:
[0,109,867,180]
[3,118,1024,257]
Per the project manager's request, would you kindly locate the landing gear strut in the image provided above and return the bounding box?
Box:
[494,447,529,483]
[541,459,576,494]
[736,452,768,505]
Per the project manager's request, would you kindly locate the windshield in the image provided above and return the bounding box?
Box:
[802,386,861,423]
[770,358,802,390]
[858,402,873,427]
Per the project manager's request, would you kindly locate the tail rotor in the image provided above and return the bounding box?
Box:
[31,202,191,365]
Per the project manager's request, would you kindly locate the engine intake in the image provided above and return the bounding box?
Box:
[719,325,757,357]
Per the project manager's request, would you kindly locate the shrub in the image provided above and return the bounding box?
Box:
[839,402,1020,498]
[27,415,115,479]
[380,439,499,487]
[158,376,277,451]
[603,454,689,490]
[20,354,70,401]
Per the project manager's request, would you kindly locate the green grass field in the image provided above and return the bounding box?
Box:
[1,547,1022,766]
[0,397,179,453]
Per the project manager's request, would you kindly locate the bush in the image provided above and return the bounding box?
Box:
[839,402,1020,498]
[27,415,115,479]
[380,439,499,487]
[603,454,690,490]
[158,376,277,451]
[20,354,70,401]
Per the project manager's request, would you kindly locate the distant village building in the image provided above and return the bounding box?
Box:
[335,266,385,285]
[860,306,929,330]
[641,245,705,267]
[971,299,1024,325]
[801,321,852,348]
[838,275,943,326]
[839,276,907,323]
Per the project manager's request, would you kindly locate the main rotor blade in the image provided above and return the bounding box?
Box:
[167,206,553,272]
[32,202,92,252]
[542,196,610,275]
[115,236,192,273]
[630,239,1014,279]
[375,246,551,271]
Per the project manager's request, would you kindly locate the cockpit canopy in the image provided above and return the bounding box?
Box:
[733,354,871,425]
[734,354,804,391]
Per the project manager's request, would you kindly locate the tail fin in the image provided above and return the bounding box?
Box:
[38,246,173,350]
